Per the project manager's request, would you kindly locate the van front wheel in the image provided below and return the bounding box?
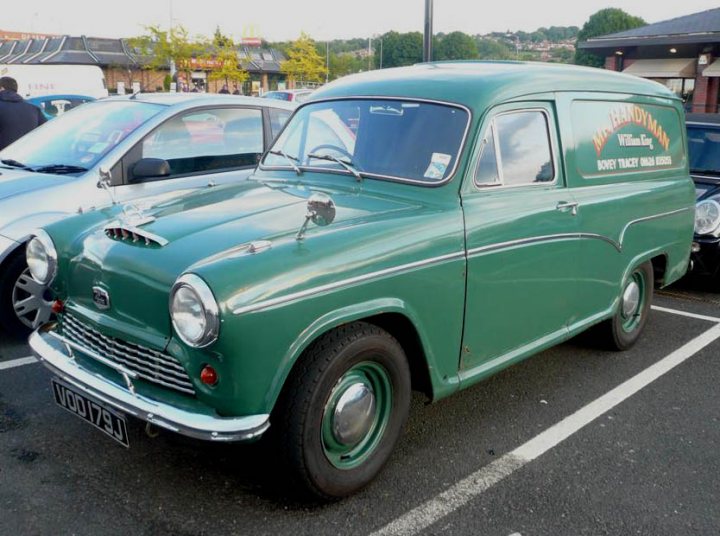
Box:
[597,261,654,351]
[273,322,411,500]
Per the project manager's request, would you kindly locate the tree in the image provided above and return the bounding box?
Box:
[207,40,249,89]
[281,33,327,85]
[130,25,205,89]
[329,53,364,80]
[435,32,478,61]
[575,8,646,67]
[380,31,423,68]
[476,38,514,60]
[213,26,232,48]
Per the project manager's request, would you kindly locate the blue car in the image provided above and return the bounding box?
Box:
[27,94,96,120]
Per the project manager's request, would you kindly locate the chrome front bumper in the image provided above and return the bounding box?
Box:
[29,326,270,442]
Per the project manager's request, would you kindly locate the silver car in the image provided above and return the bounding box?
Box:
[0,93,295,336]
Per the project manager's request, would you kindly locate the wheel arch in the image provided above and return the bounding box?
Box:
[267,298,436,413]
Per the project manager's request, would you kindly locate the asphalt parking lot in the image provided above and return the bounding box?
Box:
[1,280,719,536]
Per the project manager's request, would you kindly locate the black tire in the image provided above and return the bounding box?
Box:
[272,321,411,500]
[594,261,654,351]
[0,252,34,338]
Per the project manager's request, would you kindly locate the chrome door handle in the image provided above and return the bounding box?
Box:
[556,201,579,216]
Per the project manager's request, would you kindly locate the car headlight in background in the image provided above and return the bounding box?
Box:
[694,199,720,236]
[170,274,219,348]
[26,230,58,285]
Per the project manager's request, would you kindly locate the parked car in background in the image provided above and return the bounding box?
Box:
[263,88,314,103]
[0,93,295,335]
[27,94,96,120]
[28,62,693,499]
[686,113,720,287]
[0,64,109,99]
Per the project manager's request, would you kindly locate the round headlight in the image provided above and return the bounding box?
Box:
[695,199,720,235]
[26,230,57,285]
[170,274,219,348]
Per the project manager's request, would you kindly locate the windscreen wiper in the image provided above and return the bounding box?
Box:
[33,164,88,174]
[0,159,32,170]
[267,150,302,175]
[307,153,364,182]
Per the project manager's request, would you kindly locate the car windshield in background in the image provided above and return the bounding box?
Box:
[264,92,292,101]
[688,125,720,175]
[0,101,163,172]
[263,99,469,184]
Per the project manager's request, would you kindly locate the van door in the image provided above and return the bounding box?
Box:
[460,103,580,373]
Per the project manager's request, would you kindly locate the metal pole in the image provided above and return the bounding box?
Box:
[368,36,372,70]
[423,0,433,62]
[380,38,383,69]
[326,41,330,83]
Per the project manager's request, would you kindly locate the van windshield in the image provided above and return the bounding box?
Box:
[263,99,469,184]
[0,101,163,173]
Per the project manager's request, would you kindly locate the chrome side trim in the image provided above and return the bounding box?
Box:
[467,233,621,257]
[231,250,465,315]
[619,207,692,245]
[30,328,270,442]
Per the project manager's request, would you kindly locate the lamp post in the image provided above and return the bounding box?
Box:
[372,33,383,69]
[423,0,433,62]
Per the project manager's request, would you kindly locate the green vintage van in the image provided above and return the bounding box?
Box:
[29,62,695,499]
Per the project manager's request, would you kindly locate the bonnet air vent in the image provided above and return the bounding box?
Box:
[103,223,169,248]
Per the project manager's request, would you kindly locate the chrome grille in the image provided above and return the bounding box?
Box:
[61,313,195,396]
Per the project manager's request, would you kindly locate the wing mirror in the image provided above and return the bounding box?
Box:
[130,158,171,182]
[296,193,336,240]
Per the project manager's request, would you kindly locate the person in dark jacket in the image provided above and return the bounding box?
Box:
[0,77,47,151]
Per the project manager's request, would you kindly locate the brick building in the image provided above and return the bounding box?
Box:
[578,8,720,113]
[0,32,287,95]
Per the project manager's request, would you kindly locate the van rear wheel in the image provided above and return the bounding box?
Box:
[596,261,654,351]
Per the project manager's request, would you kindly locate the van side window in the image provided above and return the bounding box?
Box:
[495,111,554,186]
[474,126,500,185]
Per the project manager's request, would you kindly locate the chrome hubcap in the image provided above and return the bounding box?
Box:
[332,382,376,447]
[621,280,641,319]
[12,268,52,329]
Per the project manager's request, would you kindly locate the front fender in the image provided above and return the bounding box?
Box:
[265,297,455,413]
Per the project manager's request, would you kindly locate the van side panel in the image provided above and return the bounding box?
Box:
[556,92,695,324]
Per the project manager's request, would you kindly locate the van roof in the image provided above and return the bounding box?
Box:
[311,61,678,111]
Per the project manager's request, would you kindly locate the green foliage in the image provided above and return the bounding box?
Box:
[575,8,646,67]
[380,31,423,68]
[129,24,206,82]
[281,33,328,84]
[476,38,515,60]
[435,31,479,61]
[163,74,172,91]
[207,39,249,86]
[213,26,232,48]
[329,53,365,80]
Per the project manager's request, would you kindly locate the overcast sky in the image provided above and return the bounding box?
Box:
[4,0,718,41]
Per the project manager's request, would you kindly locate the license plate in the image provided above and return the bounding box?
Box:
[51,379,129,448]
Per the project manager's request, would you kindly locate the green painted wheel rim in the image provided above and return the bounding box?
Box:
[620,269,646,333]
[321,361,393,470]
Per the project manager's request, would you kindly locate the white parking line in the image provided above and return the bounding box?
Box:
[0,356,37,371]
[651,305,720,323]
[371,320,720,536]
